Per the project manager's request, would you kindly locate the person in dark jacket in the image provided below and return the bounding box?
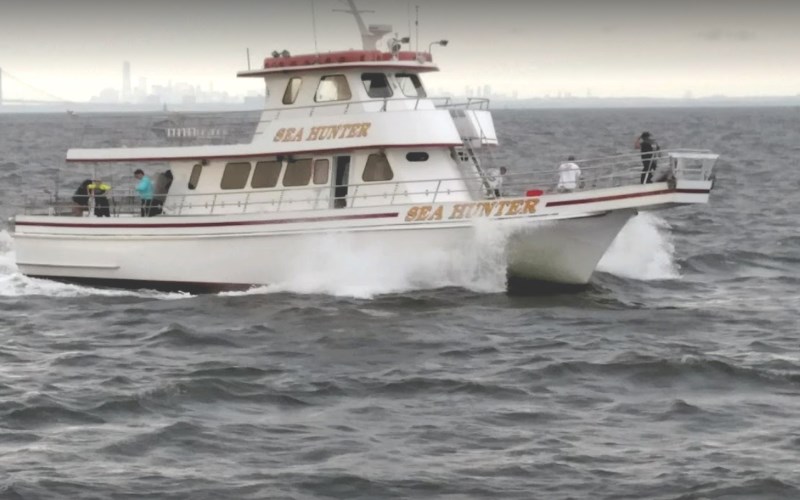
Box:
[635,131,660,184]
[71,179,111,216]
[72,179,93,215]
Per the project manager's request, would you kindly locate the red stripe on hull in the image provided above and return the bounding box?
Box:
[545,188,709,208]
[16,212,399,230]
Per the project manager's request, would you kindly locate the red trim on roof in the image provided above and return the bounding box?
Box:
[239,62,438,77]
[264,50,431,68]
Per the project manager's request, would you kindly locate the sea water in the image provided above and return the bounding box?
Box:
[0,108,798,499]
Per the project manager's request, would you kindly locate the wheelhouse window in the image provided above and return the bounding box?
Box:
[282,77,302,104]
[362,153,394,182]
[396,73,426,98]
[315,75,351,102]
[361,73,393,98]
[283,158,312,186]
[188,163,203,190]
[313,159,330,185]
[406,152,429,162]
[221,162,252,190]
[251,160,282,188]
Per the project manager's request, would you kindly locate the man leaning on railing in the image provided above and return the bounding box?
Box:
[72,179,111,217]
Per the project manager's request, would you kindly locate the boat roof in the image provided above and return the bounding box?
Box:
[238,50,438,77]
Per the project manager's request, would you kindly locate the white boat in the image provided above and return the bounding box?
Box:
[9,2,718,294]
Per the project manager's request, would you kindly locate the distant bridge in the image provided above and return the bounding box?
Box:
[0,66,72,106]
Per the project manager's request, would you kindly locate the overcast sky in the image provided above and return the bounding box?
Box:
[1,0,799,101]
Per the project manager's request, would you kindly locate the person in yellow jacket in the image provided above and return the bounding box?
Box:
[72,179,111,217]
[87,181,111,217]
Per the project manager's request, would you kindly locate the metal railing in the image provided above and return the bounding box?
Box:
[64,97,489,147]
[254,96,490,130]
[15,149,714,218]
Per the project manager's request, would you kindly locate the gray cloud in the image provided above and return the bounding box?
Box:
[696,29,757,42]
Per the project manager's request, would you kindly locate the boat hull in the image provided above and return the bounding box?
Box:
[506,209,636,285]
[13,208,636,293]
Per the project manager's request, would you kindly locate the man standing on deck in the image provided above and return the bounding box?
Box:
[635,131,660,184]
[557,156,581,191]
[134,169,155,216]
[486,166,507,198]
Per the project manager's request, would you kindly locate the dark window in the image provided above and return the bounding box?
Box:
[406,152,429,162]
[362,153,394,182]
[188,163,203,190]
[313,159,330,185]
[283,158,312,186]
[221,162,251,189]
[396,73,426,97]
[251,160,282,188]
[315,75,351,102]
[361,73,393,98]
[282,77,302,104]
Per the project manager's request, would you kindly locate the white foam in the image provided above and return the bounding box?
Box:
[597,212,680,281]
[224,220,514,299]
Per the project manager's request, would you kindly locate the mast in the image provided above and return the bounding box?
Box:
[334,0,391,51]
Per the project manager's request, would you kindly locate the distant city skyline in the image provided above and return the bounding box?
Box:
[1,0,799,103]
[81,61,264,105]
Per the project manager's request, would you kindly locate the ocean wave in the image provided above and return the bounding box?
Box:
[536,353,800,389]
[4,404,105,429]
[373,376,530,398]
[98,420,209,456]
[682,250,796,277]
[142,324,242,348]
[678,477,800,500]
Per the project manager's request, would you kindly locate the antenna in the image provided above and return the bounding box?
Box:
[407,1,412,44]
[246,48,251,70]
[415,5,419,54]
[311,0,319,53]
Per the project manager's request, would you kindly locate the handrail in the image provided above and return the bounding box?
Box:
[17,149,716,218]
[256,95,489,124]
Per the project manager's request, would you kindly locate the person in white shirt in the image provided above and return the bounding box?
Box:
[557,156,581,192]
[486,166,507,197]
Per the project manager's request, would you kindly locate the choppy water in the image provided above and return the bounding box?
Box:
[0,107,799,499]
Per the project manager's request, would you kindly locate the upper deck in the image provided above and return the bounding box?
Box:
[66,47,499,163]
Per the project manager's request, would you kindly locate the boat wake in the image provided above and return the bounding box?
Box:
[598,212,680,281]
[0,213,679,299]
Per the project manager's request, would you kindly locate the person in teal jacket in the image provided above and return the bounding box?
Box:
[134,169,155,216]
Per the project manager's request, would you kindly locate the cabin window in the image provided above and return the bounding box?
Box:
[251,160,282,188]
[315,75,351,102]
[282,77,302,105]
[361,73,393,98]
[396,73,426,98]
[313,159,330,185]
[283,158,312,186]
[221,162,251,189]
[362,153,394,182]
[188,163,203,190]
[406,152,429,162]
